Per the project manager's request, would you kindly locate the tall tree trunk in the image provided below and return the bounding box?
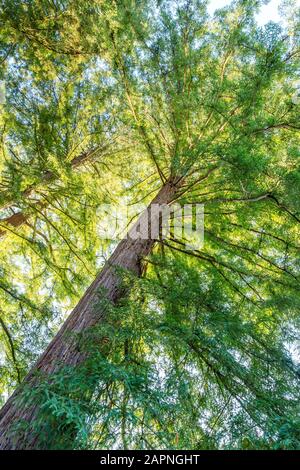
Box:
[0,179,178,449]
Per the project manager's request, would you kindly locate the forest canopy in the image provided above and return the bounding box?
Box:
[0,0,299,450]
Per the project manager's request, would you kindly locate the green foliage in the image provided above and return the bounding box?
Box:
[0,0,299,450]
[10,255,299,449]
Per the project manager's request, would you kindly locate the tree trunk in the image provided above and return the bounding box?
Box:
[0,179,178,449]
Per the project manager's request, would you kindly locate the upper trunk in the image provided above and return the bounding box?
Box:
[0,179,178,449]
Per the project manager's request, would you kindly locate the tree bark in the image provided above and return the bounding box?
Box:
[0,179,178,449]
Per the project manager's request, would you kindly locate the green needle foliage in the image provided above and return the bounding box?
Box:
[0,0,299,449]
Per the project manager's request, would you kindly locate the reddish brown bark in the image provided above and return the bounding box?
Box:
[0,179,178,449]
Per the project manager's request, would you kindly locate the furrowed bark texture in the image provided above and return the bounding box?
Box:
[0,180,178,449]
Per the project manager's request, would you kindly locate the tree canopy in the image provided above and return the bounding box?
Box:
[0,0,299,450]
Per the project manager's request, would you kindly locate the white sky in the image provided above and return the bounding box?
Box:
[208,0,300,26]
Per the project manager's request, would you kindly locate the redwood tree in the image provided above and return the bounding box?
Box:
[0,0,299,450]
